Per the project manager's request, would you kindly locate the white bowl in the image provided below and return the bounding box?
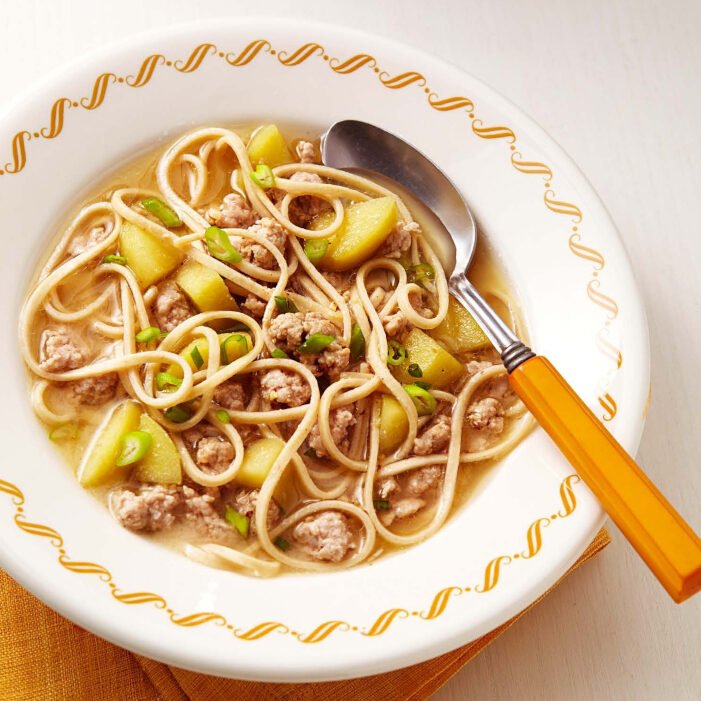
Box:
[0,18,649,682]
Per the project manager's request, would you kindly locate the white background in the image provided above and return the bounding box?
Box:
[1,1,699,699]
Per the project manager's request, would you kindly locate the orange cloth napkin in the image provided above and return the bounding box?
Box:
[0,529,609,701]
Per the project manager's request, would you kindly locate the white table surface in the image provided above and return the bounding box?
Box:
[1,0,699,699]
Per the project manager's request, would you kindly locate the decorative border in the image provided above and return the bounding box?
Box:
[0,38,622,645]
[0,474,583,644]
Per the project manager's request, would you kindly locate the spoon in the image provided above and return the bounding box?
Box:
[321,119,701,603]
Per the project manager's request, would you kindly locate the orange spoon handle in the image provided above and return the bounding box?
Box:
[509,355,701,603]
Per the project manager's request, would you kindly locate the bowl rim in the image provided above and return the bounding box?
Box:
[0,16,650,681]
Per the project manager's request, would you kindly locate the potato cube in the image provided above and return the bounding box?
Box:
[429,296,491,355]
[392,328,464,389]
[132,414,182,484]
[119,222,182,289]
[379,395,409,453]
[247,125,294,168]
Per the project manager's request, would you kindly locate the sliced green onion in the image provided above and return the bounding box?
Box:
[414,381,432,391]
[249,164,276,189]
[403,384,437,416]
[408,263,435,287]
[190,345,204,369]
[102,254,127,265]
[373,499,391,511]
[274,536,290,551]
[350,324,365,361]
[141,197,182,227]
[115,430,153,467]
[164,405,192,423]
[49,424,78,441]
[215,409,231,423]
[387,340,408,366]
[156,372,183,391]
[222,322,250,333]
[304,447,318,458]
[135,326,161,343]
[304,238,329,264]
[298,333,335,354]
[407,363,423,378]
[271,347,289,359]
[220,333,249,363]
[205,225,243,264]
[225,505,250,538]
[273,295,298,314]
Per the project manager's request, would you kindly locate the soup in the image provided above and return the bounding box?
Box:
[20,124,532,577]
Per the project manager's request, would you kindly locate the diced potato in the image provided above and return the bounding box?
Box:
[247,125,294,168]
[119,222,182,289]
[167,332,252,378]
[392,328,465,389]
[236,437,286,489]
[132,414,182,484]
[311,197,399,272]
[176,260,238,314]
[379,396,409,453]
[429,296,491,355]
[77,400,141,487]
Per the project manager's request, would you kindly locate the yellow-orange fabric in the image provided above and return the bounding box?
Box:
[0,529,609,701]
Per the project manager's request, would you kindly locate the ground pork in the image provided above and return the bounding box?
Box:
[379,497,426,527]
[231,217,287,269]
[207,193,256,229]
[241,294,266,319]
[259,368,311,407]
[40,328,85,372]
[230,488,282,534]
[286,171,331,226]
[268,312,350,379]
[296,140,317,163]
[379,221,418,258]
[466,359,495,377]
[67,226,109,257]
[195,437,234,474]
[466,397,504,432]
[181,485,231,540]
[320,271,354,296]
[69,373,118,405]
[111,484,183,532]
[152,282,195,332]
[213,380,247,411]
[406,465,442,495]
[377,477,399,499]
[292,511,354,562]
[413,414,451,456]
[307,407,357,457]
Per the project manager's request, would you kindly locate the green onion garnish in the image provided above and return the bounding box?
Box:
[373,499,391,511]
[298,333,335,354]
[164,405,192,423]
[387,340,408,366]
[141,197,182,228]
[304,238,329,265]
[220,333,249,364]
[407,363,423,378]
[102,254,127,265]
[274,536,290,551]
[271,347,289,359]
[414,381,432,390]
[350,324,365,361]
[190,345,204,369]
[225,505,250,538]
[205,226,243,264]
[408,263,435,287]
[115,430,152,467]
[249,164,276,189]
[403,384,436,416]
[135,326,161,343]
[48,424,78,441]
[156,372,183,391]
[304,447,318,458]
[215,409,231,423]
[273,295,298,314]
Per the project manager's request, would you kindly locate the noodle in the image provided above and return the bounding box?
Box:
[20,124,532,577]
